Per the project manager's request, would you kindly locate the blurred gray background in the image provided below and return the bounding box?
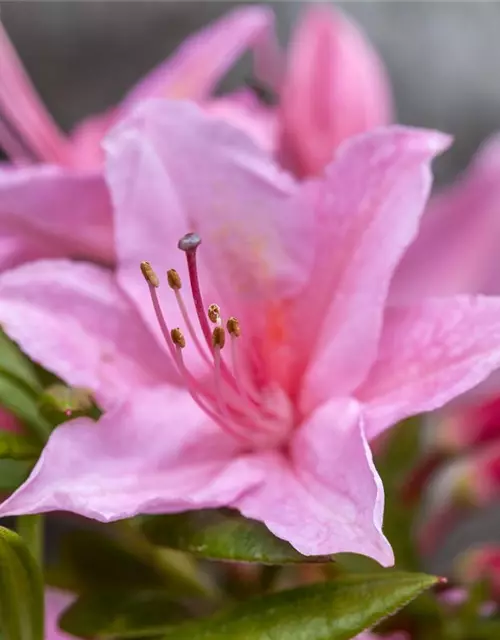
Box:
[2,0,500,570]
[3,1,500,183]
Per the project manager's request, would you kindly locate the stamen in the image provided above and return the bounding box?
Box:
[227,317,241,338]
[212,326,226,350]
[173,345,249,444]
[227,317,260,405]
[170,327,186,349]
[140,261,160,287]
[166,268,182,290]
[208,304,221,324]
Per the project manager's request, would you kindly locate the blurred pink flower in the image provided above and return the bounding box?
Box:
[0,406,21,433]
[0,5,392,273]
[2,103,500,564]
[278,5,392,177]
[0,6,278,271]
[393,134,500,301]
[357,634,407,640]
[45,590,75,640]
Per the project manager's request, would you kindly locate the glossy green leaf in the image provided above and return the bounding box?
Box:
[0,526,44,640]
[142,509,332,564]
[59,589,191,638]
[159,571,439,640]
[56,526,209,597]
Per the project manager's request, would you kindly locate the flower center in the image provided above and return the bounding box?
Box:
[140,233,292,449]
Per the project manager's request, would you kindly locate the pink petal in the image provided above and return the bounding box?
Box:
[299,127,451,410]
[0,386,264,521]
[0,164,113,271]
[357,296,500,439]
[45,590,75,640]
[0,24,70,164]
[104,100,313,354]
[121,6,279,108]
[0,260,175,409]
[207,90,277,154]
[279,5,393,177]
[236,398,393,566]
[69,110,116,170]
[392,133,500,300]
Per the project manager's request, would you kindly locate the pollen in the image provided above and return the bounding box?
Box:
[167,268,182,290]
[227,317,241,337]
[212,326,226,349]
[170,327,186,349]
[140,261,159,287]
[208,303,221,324]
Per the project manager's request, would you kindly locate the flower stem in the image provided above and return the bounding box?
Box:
[17,514,43,567]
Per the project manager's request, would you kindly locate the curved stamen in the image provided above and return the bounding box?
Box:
[167,268,212,366]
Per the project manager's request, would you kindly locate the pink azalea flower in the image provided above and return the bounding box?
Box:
[0,6,278,271]
[0,5,391,273]
[45,589,75,640]
[3,102,500,565]
[392,133,500,301]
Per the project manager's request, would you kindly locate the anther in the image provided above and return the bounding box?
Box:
[167,268,182,290]
[212,326,226,350]
[140,261,159,287]
[171,328,186,349]
[178,232,202,253]
[227,317,241,337]
[208,304,221,324]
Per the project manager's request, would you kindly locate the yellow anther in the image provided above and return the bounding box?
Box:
[226,317,241,337]
[140,261,159,287]
[208,303,221,324]
[167,268,182,290]
[170,327,186,349]
[212,326,226,349]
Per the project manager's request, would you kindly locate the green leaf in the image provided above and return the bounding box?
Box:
[59,589,191,639]
[0,332,41,394]
[0,460,33,492]
[0,432,41,461]
[0,526,44,640]
[142,509,332,564]
[158,572,439,640]
[0,376,51,443]
[55,526,210,598]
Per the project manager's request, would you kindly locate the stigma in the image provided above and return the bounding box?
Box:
[139,234,291,447]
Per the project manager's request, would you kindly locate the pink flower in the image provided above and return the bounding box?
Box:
[357,634,407,640]
[45,590,75,640]
[2,103,500,565]
[0,6,277,271]
[278,5,392,177]
[0,5,391,273]
[392,133,500,301]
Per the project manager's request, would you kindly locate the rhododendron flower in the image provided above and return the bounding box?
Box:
[2,103,500,565]
[45,590,75,640]
[393,133,500,301]
[0,6,278,271]
[0,4,391,272]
